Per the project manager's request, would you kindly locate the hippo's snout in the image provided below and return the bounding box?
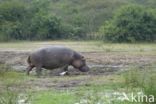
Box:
[79,65,89,72]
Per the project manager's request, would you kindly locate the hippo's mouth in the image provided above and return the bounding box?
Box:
[79,66,89,72]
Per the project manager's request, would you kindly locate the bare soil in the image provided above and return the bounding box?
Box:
[0,50,156,90]
[0,50,156,74]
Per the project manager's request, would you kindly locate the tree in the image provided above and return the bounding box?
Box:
[30,12,61,40]
[0,0,62,41]
[99,5,156,42]
[0,0,28,41]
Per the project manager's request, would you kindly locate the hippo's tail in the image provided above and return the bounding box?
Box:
[27,56,31,64]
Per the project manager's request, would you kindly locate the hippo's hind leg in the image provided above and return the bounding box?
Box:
[35,65,43,77]
[26,65,34,75]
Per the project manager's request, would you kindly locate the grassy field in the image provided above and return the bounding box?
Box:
[0,66,155,104]
[0,41,156,104]
[0,40,156,54]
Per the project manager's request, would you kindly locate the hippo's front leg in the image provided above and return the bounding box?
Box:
[59,65,69,76]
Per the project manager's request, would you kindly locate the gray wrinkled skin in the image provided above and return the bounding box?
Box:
[26,46,89,76]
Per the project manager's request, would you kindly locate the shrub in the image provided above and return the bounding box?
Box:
[0,0,63,41]
[0,0,27,41]
[30,13,62,40]
[99,5,156,42]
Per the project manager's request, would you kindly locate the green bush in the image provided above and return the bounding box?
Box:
[0,0,63,41]
[0,0,27,41]
[1,0,156,41]
[30,13,62,40]
[99,5,156,42]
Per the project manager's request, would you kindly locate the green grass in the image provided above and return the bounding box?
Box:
[31,83,121,104]
[30,64,156,104]
[0,65,126,104]
[0,65,155,104]
[0,41,156,55]
[122,65,156,104]
[32,90,78,104]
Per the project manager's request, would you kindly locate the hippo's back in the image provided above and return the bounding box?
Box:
[30,46,75,69]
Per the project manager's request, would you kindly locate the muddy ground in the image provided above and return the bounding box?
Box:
[0,50,155,65]
[0,50,156,90]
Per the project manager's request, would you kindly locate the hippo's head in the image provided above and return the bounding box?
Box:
[72,56,89,72]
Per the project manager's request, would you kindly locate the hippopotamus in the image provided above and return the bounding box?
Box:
[26,46,89,76]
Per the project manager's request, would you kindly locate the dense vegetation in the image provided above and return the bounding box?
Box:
[99,5,156,42]
[0,0,156,42]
